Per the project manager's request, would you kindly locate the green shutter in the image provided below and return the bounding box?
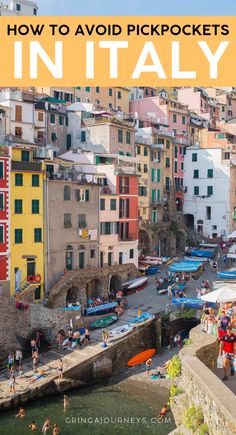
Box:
[152,168,155,182]
[152,189,155,203]
[32,199,39,214]
[76,189,81,201]
[157,189,161,200]
[157,169,161,182]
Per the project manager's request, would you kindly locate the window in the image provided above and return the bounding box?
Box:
[32,174,39,187]
[117,91,122,99]
[109,88,113,96]
[166,140,170,149]
[51,133,57,142]
[138,186,147,196]
[15,173,23,186]
[182,116,186,125]
[0,226,3,243]
[81,131,86,142]
[38,112,44,122]
[59,115,64,126]
[32,199,39,214]
[207,186,213,195]
[144,164,148,173]
[165,177,170,190]
[96,87,100,93]
[34,228,42,243]
[194,186,199,195]
[15,127,22,138]
[15,105,22,122]
[50,114,55,124]
[126,131,131,144]
[137,146,140,155]
[130,249,134,259]
[90,249,95,259]
[173,114,177,123]
[78,214,87,228]
[14,199,22,214]
[64,213,72,228]
[16,4,21,11]
[85,189,89,202]
[118,129,123,143]
[193,170,199,179]
[100,198,105,210]
[64,185,71,200]
[174,161,178,173]
[119,252,123,265]
[207,169,213,178]
[224,152,230,159]
[192,153,197,162]
[76,86,81,90]
[85,86,90,92]
[64,93,72,102]
[21,150,29,162]
[66,117,69,126]
[175,146,178,158]
[181,162,184,170]
[67,134,72,150]
[110,199,116,210]
[15,229,22,244]
[108,252,113,266]
[166,157,170,168]
[206,206,211,220]
[144,147,148,156]
[0,162,3,179]
[222,106,225,112]
[0,193,4,211]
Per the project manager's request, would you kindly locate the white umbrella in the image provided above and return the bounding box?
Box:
[201,285,236,303]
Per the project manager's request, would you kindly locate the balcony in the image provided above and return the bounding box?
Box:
[119,233,137,242]
[173,136,190,146]
[11,161,42,171]
[151,198,162,206]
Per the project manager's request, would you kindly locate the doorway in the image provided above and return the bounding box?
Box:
[79,252,85,269]
[27,258,36,277]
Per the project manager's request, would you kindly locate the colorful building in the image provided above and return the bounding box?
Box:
[0,146,10,296]
[10,146,45,299]
[135,139,150,223]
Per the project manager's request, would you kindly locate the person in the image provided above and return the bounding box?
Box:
[167,285,172,299]
[212,260,218,272]
[57,359,63,379]
[29,421,37,432]
[8,353,14,371]
[218,309,231,338]
[42,418,51,434]
[15,349,23,369]
[53,423,60,435]
[32,350,39,373]
[205,308,216,334]
[219,326,236,381]
[84,328,90,345]
[36,331,42,349]
[102,330,109,347]
[9,375,16,394]
[223,254,227,268]
[175,274,179,284]
[31,339,38,354]
[146,358,152,374]
[67,329,73,348]
[137,306,141,317]
[57,330,65,349]
[19,364,24,379]
[159,404,168,417]
[15,407,25,419]
[64,394,69,412]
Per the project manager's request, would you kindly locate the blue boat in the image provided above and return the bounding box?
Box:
[191,249,214,259]
[168,262,201,273]
[128,312,154,327]
[62,305,81,311]
[146,266,159,275]
[217,271,236,280]
[84,301,118,316]
[172,298,205,309]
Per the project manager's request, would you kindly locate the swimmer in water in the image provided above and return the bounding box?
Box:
[42,417,51,434]
[64,394,69,411]
[15,407,25,418]
[29,421,37,431]
[53,423,60,435]
[159,404,168,417]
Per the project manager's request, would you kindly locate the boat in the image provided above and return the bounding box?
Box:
[184,256,209,263]
[158,288,168,295]
[171,297,205,309]
[217,271,236,280]
[190,249,214,258]
[61,305,81,311]
[108,324,133,342]
[128,312,154,328]
[127,277,148,290]
[145,256,162,265]
[161,257,171,264]
[122,279,137,290]
[127,348,156,367]
[146,266,159,275]
[84,301,118,316]
[138,265,150,273]
[90,314,118,329]
[168,262,201,273]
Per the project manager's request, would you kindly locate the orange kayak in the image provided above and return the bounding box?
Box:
[127,348,156,367]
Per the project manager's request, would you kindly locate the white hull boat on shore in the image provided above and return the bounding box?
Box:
[108,324,133,342]
[127,277,148,290]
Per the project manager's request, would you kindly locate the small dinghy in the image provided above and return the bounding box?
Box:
[128,312,154,328]
[146,266,159,275]
[217,271,236,280]
[127,348,156,366]
[90,314,118,329]
[127,277,148,291]
[108,324,133,342]
[84,302,118,316]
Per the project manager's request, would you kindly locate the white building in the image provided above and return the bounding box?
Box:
[0,0,38,16]
[183,146,236,238]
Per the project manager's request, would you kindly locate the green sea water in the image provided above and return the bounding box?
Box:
[0,382,175,435]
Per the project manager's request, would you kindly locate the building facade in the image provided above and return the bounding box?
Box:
[0,146,10,296]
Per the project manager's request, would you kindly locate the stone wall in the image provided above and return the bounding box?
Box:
[171,325,236,435]
[48,263,139,308]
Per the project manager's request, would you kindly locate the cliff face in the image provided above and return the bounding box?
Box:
[171,325,236,435]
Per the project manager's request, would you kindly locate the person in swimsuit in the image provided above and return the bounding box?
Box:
[42,418,51,434]
[64,395,69,412]
[84,328,90,345]
[57,359,63,379]
[67,329,73,348]
[15,407,25,418]
[53,423,60,435]
[9,375,16,394]
[29,421,37,431]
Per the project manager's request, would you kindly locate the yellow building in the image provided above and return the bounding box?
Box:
[10,146,46,299]
[136,140,150,222]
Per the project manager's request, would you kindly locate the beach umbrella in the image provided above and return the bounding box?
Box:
[201,285,236,303]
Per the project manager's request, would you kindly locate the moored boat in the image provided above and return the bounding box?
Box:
[128,312,154,328]
[184,256,209,263]
[90,314,118,329]
[127,277,148,290]
[84,301,118,316]
[108,324,133,342]
[146,266,159,275]
[190,249,214,258]
[217,271,236,280]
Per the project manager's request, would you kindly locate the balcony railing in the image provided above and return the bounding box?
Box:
[151,198,162,205]
[119,233,137,242]
[11,161,42,171]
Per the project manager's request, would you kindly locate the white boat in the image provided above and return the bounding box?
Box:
[127,277,148,290]
[145,256,162,264]
[141,260,160,266]
[184,256,209,263]
[108,324,133,342]
[122,279,137,289]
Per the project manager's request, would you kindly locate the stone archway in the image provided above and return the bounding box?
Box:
[176,230,186,252]
[66,286,80,305]
[86,278,104,299]
[110,275,122,293]
[139,228,152,255]
[184,214,194,230]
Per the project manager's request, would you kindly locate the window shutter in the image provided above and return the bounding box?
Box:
[152,168,155,182]
[85,190,89,202]
[76,189,81,201]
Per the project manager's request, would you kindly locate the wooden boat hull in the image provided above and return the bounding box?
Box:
[90,315,118,329]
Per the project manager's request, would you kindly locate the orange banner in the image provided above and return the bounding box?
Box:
[0,16,235,86]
